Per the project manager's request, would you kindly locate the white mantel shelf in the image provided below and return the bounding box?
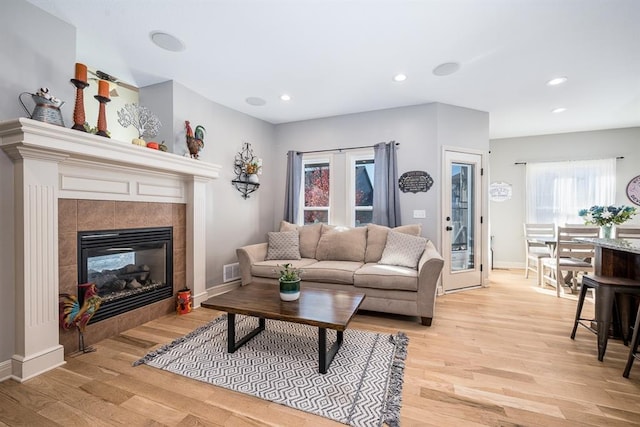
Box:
[0,118,221,180]
[0,118,221,382]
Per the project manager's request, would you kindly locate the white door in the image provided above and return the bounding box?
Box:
[442,149,483,292]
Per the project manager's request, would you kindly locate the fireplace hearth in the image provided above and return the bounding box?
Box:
[78,227,173,323]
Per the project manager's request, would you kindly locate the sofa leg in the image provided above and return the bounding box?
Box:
[420,317,432,326]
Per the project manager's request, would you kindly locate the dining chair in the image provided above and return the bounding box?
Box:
[523,223,555,279]
[614,226,640,239]
[540,225,599,297]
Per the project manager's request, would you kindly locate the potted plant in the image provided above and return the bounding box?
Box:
[278,263,302,301]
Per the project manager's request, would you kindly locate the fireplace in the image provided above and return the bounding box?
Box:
[78,227,174,323]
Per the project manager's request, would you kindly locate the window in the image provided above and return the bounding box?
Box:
[303,158,331,224]
[526,158,616,225]
[299,149,374,227]
[351,157,374,227]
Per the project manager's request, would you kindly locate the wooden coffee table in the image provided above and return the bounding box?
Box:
[201,282,365,374]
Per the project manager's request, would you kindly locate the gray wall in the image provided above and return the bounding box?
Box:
[273,103,490,247]
[489,127,640,268]
[0,0,76,364]
[170,82,277,286]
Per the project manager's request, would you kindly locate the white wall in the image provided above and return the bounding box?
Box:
[0,0,76,366]
[489,127,640,269]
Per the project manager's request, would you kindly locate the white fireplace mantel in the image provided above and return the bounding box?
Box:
[0,118,221,382]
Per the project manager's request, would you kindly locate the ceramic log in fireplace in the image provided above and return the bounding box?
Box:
[78,227,173,323]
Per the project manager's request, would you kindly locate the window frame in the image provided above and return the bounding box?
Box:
[299,154,334,225]
[347,150,375,227]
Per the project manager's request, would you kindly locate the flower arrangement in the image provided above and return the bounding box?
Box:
[578,205,637,226]
[277,263,302,282]
[244,158,262,175]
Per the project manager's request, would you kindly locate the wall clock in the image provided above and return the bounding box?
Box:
[626,175,640,206]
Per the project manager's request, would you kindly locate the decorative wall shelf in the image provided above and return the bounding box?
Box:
[232,141,262,199]
[231,179,260,199]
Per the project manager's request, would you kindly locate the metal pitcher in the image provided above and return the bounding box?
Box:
[19,92,65,127]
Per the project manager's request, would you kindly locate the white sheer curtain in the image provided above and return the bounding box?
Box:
[526,158,616,225]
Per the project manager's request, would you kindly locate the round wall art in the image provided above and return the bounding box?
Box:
[398,171,433,193]
[626,174,640,206]
[489,181,513,202]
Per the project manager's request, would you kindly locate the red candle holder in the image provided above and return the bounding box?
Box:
[94,95,110,138]
[70,78,89,131]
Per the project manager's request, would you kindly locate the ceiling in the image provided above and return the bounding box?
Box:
[26,0,640,139]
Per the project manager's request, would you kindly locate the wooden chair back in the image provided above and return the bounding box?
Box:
[614,226,640,239]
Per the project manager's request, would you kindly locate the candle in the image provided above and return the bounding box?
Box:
[75,63,87,82]
[98,80,109,98]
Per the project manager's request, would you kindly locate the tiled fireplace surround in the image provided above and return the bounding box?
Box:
[57,199,187,354]
[0,118,221,382]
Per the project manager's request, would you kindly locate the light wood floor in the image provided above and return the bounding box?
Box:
[1,269,640,426]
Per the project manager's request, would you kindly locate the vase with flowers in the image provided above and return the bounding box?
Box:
[244,159,262,183]
[578,205,637,238]
[277,263,302,301]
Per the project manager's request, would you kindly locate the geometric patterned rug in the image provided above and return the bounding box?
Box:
[134,314,408,427]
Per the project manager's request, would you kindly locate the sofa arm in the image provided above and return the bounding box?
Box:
[236,243,268,285]
[416,240,444,326]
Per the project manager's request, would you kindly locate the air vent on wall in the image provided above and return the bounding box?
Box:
[223,262,240,283]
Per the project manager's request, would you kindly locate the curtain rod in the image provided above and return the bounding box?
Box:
[296,141,399,155]
[514,156,624,165]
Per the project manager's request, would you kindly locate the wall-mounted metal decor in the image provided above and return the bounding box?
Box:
[398,170,433,193]
[489,181,513,202]
[232,141,261,199]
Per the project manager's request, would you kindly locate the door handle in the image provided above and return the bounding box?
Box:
[446,226,453,231]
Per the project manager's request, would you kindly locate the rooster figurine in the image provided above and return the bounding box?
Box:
[59,283,102,353]
[185,120,205,159]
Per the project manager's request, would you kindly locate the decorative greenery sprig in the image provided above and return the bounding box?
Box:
[277,263,302,282]
[578,205,637,226]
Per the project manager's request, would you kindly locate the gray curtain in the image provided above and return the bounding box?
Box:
[372,141,401,227]
[284,150,303,223]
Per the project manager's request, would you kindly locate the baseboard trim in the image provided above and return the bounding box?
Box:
[492,261,525,270]
[207,281,241,297]
[0,359,11,382]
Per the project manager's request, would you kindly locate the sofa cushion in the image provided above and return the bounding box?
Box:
[252,258,318,280]
[354,263,419,291]
[365,223,422,263]
[379,230,427,269]
[300,261,363,284]
[265,230,301,260]
[279,221,322,259]
[315,226,367,262]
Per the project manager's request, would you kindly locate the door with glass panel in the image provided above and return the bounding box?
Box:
[442,150,483,292]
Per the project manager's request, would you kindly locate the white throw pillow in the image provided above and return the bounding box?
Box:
[379,230,427,269]
[265,230,301,260]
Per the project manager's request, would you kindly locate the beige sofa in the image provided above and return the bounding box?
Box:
[236,221,444,326]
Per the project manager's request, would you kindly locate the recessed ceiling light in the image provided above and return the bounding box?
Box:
[280,94,291,101]
[149,31,185,52]
[547,76,568,86]
[552,107,567,113]
[393,74,407,82]
[432,62,460,76]
[246,97,266,106]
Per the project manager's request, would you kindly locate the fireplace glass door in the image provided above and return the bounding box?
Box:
[78,227,173,323]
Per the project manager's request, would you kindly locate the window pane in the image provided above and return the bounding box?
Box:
[304,210,328,224]
[355,210,373,227]
[355,159,374,207]
[304,163,330,207]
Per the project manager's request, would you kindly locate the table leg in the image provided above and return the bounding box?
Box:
[227,313,265,353]
[318,328,343,374]
[596,287,615,361]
